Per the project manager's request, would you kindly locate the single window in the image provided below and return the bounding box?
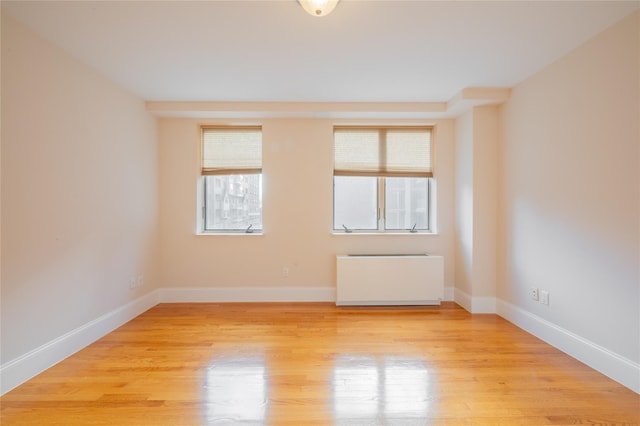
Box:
[201,127,262,233]
[333,127,433,233]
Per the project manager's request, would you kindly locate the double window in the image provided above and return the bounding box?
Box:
[199,125,433,234]
[333,126,433,233]
[201,126,262,233]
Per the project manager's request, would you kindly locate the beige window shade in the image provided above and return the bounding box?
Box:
[334,127,433,177]
[201,127,262,175]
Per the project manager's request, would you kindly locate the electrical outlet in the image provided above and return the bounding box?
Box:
[283,267,289,278]
[530,287,539,301]
[540,290,549,305]
[129,278,136,290]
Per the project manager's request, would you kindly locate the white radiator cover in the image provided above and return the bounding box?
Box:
[336,255,444,306]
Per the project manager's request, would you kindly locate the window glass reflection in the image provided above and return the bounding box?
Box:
[333,356,379,418]
[384,357,431,418]
[205,357,267,424]
[333,356,431,423]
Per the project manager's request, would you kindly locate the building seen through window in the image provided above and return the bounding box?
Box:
[204,174,262,231]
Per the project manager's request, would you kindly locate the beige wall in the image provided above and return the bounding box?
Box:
[454,106,499,312]
[1,16,160,363]
[472,106,498,302]
[158,118,456,292]
[497,11,639,362]
[454,111,473,297]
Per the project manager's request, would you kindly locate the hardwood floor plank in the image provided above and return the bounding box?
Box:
[1,302,638,425]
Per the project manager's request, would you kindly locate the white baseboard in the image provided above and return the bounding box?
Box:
[159,286,452,304]
[158,286,336,303]
[454,288,472,311]
[0,291,159,395]
[443,286,455,301]
[496,298,640,394]
[454,288,496,313]
[471,296,496,313]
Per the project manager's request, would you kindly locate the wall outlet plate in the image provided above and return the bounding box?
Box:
[530,287,539,301]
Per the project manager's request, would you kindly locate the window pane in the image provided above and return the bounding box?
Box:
[334,176,377,230]
[204,175,262,231]
[384,177,429,230]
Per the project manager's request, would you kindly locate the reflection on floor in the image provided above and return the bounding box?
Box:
[333,356,431,424]
[204,354,431,424]
[205,357,268,423]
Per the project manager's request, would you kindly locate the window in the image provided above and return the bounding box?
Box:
[201,126,262,233]
[333,126,433,233]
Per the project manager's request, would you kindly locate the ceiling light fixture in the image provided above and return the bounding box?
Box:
[298,0,340,17]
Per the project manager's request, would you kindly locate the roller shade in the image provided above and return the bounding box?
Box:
[334,127,433,177]
[201,126,262,175]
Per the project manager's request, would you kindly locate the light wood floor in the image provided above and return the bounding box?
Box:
[1,302,638,425]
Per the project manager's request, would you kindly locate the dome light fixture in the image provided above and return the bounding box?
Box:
[298,0,340,17]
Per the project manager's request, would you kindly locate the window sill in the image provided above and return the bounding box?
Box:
[331,231,437,236]
[196,231,264,236]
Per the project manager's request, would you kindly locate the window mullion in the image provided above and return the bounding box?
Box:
[203,176,209,230]
[378,129,386,231]
[378,176,385,231]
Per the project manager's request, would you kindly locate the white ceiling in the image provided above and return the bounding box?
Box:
[2,0,638,104]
